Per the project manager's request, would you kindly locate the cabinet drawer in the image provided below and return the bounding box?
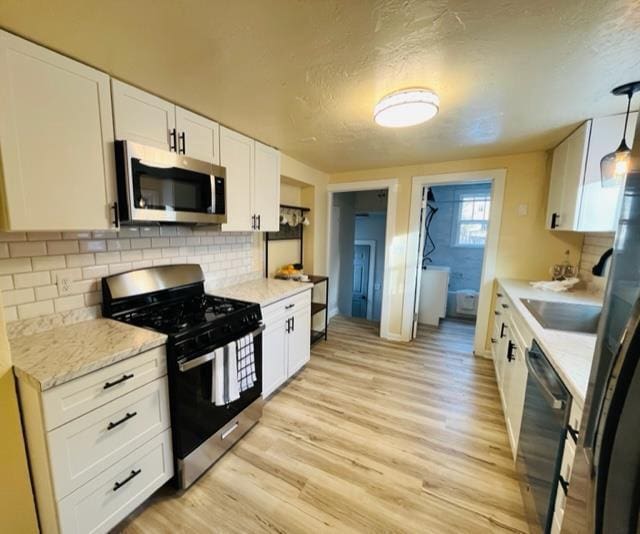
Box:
[42,346,167,431]
[48,377,170,499]
[261,289,311,324]
[57,429,173,534]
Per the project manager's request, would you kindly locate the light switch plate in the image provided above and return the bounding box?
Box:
[517,203,528,216]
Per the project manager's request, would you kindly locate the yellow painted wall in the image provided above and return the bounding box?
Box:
[0,295,39,533]
[329,151,584,337]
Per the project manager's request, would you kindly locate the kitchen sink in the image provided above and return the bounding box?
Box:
[520,298,602,334]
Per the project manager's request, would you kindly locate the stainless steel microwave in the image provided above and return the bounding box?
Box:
[114,140,226,225]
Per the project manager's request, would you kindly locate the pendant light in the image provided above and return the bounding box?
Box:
[374,88,439,128]
[601,81,640,187]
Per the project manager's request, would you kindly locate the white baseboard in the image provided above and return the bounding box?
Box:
[328,307,339,319]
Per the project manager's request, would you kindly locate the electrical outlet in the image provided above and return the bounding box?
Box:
[58,277,73,295]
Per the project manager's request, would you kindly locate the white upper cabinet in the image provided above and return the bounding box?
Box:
[220,126,254,231]
[111,80,175,151]
[579,112,638,232]
[547,112,638,232]
[0,30,116,231]
[220,128,281,232]
[175,106,220,165]
[253,141,281,232]
[546,121,590,231]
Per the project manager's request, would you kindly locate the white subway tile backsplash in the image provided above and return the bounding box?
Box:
[82,265,109,280]
[0,227,260,326]
[0,276,13,291]
[9,241,47,257]
[28,232,61,241]
[54,294,85,313]
[0,232,26,242]
[0,258,32,275]
[4,288,35,306]
[66,254,95,267]
[108,262,133,275]
[4,306,18,322]
[62,231,92,240]
[14,271,51,289]
[95,252,121,265]
[50,268,82,283]
[120,250,142,262]
[32,255,66,271]
[35,285,58,301]
[79,240,107,253]
[107,239,130,251]
[47,240,79,255]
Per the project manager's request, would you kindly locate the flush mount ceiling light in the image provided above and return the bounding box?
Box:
[601,80,640,188]
[374,88,439,128]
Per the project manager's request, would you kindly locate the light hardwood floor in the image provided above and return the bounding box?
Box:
[118,316,527,534]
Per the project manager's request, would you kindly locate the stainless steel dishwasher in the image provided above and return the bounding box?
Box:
[516,340,571,533]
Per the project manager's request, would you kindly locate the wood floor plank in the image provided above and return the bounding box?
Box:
[117,316,527,534]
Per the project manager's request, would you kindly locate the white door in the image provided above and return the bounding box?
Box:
[175,106,220,165]
[287,307,311,375]
[111,79,176,151]
[0,30,115,231]
[261,317,288,398]
[220,126,254,231]
[253,141,280,231]
[579,112,638,232]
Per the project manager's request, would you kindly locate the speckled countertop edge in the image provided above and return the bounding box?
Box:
[11,318,167,391]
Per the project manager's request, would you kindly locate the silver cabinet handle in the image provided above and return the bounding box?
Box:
[221,422,239,440]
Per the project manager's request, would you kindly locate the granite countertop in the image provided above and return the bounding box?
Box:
[498,278,604,406]
[11,319,167,391]
[211,277,312,307]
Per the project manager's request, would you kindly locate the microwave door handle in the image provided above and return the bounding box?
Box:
[525,349,566,410]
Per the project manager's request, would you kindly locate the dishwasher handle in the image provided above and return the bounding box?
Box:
[525,348,567,411]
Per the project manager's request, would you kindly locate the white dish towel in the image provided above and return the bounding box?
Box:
[212,347,225,406]
[225,340,240,404]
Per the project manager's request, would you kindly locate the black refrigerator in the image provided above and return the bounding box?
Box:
[563,118,640,533]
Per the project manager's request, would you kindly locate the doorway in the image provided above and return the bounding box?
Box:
[326,180,397,338]
[404,169,506,355]
[418,182,492,326]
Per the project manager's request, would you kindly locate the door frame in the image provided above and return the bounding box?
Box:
[402,169,506,356]
[354,239,376,320]
[326,179,398,339]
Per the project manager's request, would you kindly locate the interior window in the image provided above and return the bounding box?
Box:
[454,193,491,246]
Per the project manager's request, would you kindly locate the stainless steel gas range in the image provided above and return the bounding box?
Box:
[101,264,264,489]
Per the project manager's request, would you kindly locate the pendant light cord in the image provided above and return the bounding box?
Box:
[622,91,632,144]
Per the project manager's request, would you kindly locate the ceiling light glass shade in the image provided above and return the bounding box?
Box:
[601,140,631,188]
[374,88,439,128]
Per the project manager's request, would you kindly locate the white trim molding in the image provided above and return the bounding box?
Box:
[403,169,506,355]
[354,239,376,320]
[326,178,398,340]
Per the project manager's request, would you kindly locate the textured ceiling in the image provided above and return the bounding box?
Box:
[1,0,640,172]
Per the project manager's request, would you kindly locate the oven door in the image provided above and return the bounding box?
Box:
[167,325,263,486]
[115,140,226,224]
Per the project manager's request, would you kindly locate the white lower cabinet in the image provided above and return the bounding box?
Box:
[492,287,529,458]
[18,347,172,534]
[261,289,311,398]
[57,429,173,534]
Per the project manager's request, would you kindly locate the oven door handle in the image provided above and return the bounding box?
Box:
[178,323,265,373]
